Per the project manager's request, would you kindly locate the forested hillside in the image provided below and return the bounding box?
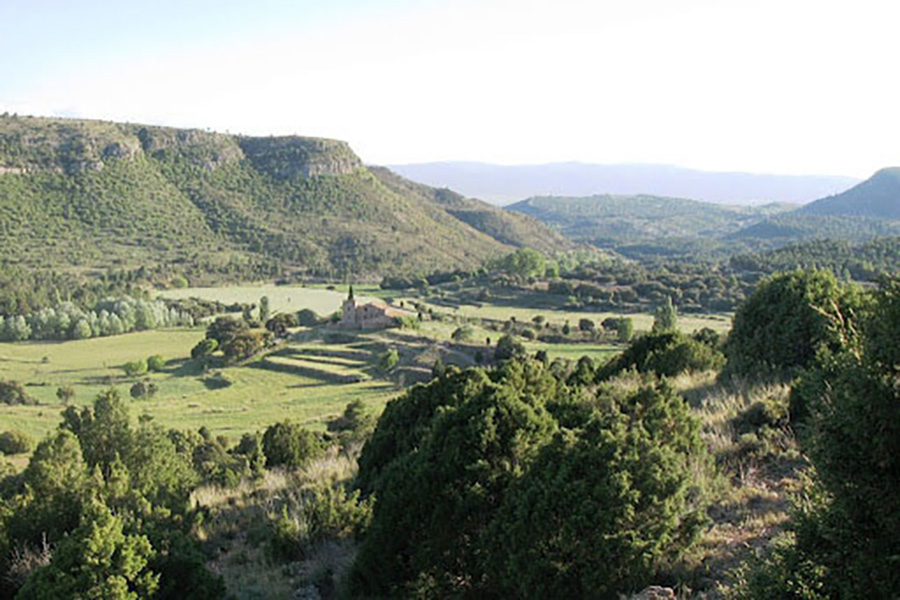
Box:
[801,167,900,218]
[506,194,793,258]
[0,116,565,280]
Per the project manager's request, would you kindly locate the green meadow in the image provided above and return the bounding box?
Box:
[2,286,732,446]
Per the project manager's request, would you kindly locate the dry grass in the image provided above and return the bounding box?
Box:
[674,377,804,598]
[193,447,364,600]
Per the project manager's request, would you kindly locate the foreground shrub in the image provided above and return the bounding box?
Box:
[598,331,724,380]
[262,421,324,469]
[723,269,860,379]
[741,278,900,598]
[268,482,372,563]
[350,360,709,597]
[17,501,159,599]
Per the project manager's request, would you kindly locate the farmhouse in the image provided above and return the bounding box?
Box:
[340,287,405,329]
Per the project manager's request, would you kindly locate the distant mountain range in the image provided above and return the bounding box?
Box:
[388,161,861,206]
[0,116,568,279]
[505,167,900,256]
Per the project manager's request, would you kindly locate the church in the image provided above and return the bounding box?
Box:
[340,286,404,329]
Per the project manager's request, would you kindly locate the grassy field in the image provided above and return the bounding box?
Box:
[157,284,382,318]
[412,298,732,335]
[0,328,395,444]
[3,284,732,454]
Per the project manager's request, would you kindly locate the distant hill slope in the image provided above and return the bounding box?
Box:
[730,237,900,280]
[0,116,566,279]
[800,167,900,218]
[506,194,793,248]
[730,169,900,245]
[389,161,860,206]
[368,167,573,254]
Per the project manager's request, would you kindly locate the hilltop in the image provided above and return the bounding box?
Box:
[389,161,859,205]
[0,116,567,279]
[800,167,900,218]
[729,169,900,245]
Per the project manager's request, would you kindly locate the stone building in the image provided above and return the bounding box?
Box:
[340,287,404,329]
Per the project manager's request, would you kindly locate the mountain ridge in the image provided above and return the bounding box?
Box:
[389,161,860,206]
[0,115,567,279]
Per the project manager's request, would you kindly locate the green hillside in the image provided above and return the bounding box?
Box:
[801,167,900,218]
[506,194,793,255]
[0,116,564,279]
[369,167,573,254]
[727,169,900,245]
[730,237,900,280]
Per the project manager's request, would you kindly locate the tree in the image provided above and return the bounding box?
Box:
[258,296,270,324]
[122,359,148,378]
[599,332,724,380]
[349,361,708,597]
[146,354,166,372]
[485,383,707,597]
[130,380,158,399]
[262,421,323,469]
[743,278,900,598]
[578,318,595,332]
[651,296,678,333]
[61,389,133,472]
[378,349,400,373]
[0,380,35,405]
[495,248,547,280]
[494,334,526,361]
[205,317,247,347]
[296,308,319,327]
[0,430,33,455]
[221,330,268,364]
[70,318,92,340]
[451,325,475,342]
[616,317,634,342]
[723,269,858,379]
[56,385,75,405]
[190,338,218,360]
[266,313,296,337]
[17,501,159,600]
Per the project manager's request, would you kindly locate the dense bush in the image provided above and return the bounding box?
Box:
[326,400,376,444]
[494,334,526,361]
[0,430,33,455]
[122,359,148,377]
[268,482,372,563]
[295,308,319,327]
[190,338,218,359]
[742,278,900,598]
[262,421,324,469]
[598,332,724,380]
[378,349,400,372]
[350,359,709,597]
[0,380,36,405]
[1,390,221,598]
[147,354,166,372]
[723,270,860,379]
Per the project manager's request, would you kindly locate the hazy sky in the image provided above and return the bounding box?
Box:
[1,0,897,177]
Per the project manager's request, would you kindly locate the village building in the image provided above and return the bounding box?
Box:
[340,286,405,329]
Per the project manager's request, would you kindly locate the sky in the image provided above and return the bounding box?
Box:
[1,0,898,177]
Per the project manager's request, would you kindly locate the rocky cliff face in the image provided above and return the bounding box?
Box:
[0,115,361,178]
[237,136,362,179]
